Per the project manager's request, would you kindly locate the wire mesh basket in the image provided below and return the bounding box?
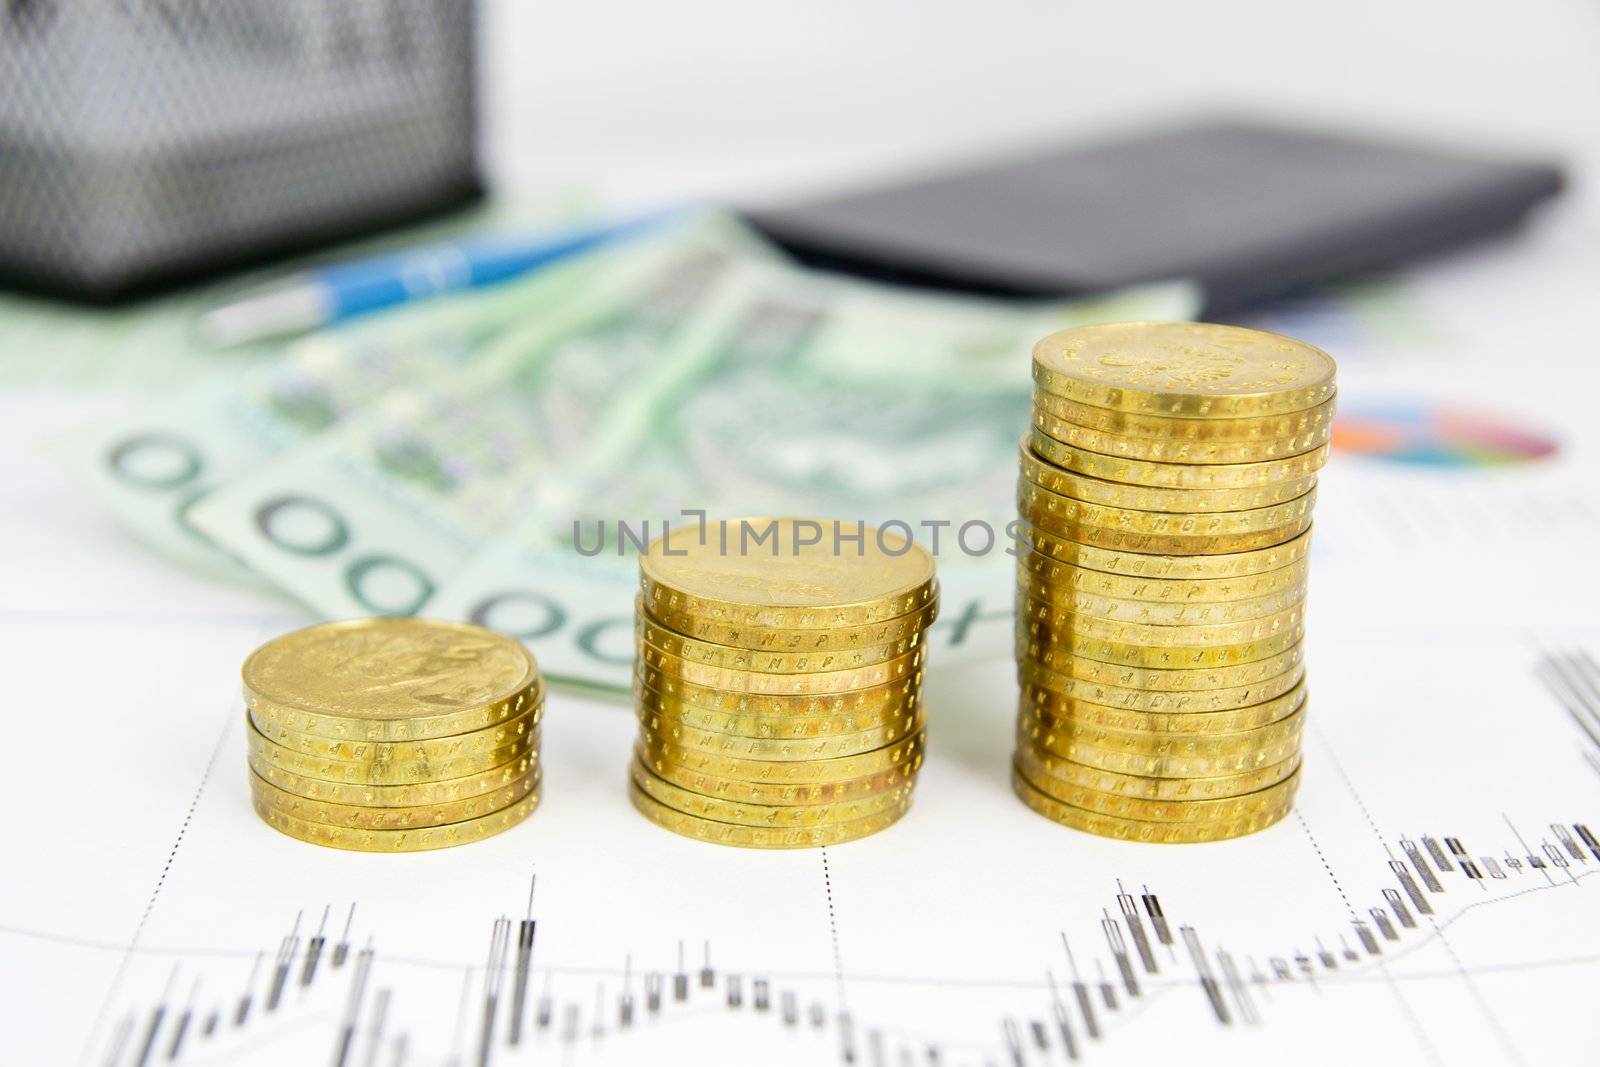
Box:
[0,0,480,299]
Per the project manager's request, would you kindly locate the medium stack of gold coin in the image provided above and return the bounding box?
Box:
[1013,322,1335,843]
[243,618,543,852]
[631,517,936,848]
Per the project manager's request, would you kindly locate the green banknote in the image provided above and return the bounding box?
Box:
[428,259,1201,690]
[54,250,612,579]
[183,214,768,617]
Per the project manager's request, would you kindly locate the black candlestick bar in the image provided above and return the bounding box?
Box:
[1181,928,1230,1026]
[1141,889,1173,947]
[235,951,263,1027]
[1217,951,1258,1026]
[165,978,199,1061]
[1424,836,1452,873]
[1554,824,1585,861]
[619,955,634,1028]
[475,918,511,1067]
[363,988,390,1067]
[507,918,535,1045]
[328,946,372,1067]
[1394,853,1440,904]
[1051,995,1080,1061]
[1002,1017,1023,1067]
[1101,912,1139,998]
[1118,888,1158,973]
[332,904,355,970]
[645,973,662,1015]
[1401,842,1446,894]
[266,913,301,1013]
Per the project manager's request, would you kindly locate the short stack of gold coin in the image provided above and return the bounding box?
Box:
[1013,322,1335,842]
[631,517,936,848]
[243,618,543,852]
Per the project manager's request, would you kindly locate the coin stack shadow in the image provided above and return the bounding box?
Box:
[1013,322,1336,842]
[630,518,936,848]
[244,619,544,852]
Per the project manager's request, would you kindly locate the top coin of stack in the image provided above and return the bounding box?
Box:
[243,618,544,852]
[1013,322,1335,843]
[631,517,936,848]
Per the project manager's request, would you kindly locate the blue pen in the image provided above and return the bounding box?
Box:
[197,212,665,348]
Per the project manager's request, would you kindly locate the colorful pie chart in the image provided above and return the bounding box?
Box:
[1332,402,1559,467]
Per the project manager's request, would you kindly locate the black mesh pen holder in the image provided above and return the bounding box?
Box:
[0,0,481,300]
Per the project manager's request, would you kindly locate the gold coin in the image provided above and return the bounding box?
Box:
[1031,322,1336,418]
[1030,427,1329,490]
[1032,406,1329,464]
[637,743,921,805]
[1017,719,1301,778]
[629,781,910,848]
[1016,546,1309,604]
[639,517,937,629]
[637,639,927,695]
[1011,765,1293,841]
[629,758,911,827]
[634,730,925,784]
[245,715,538,785]
[634,662,921,719]
[1020,701,1306,760]
[1019,502,1312,558]
[1020,679,1307,735]
[1018,476,1317,539]
[635,607,923,674]
[1031,389,1337,444]
[1020,658,1305,712]
[1018,476,1317,551]
[1016,741,1301,801]
[248,749,537,808]
[1021,507,1311,556]
[636,677,922,740]
[1021,759,1301,822]
[1018,520,1313,580]
[1017,595,1307,649]
[250,768,538,830]
[248,683,543,745]
[253,791,538,851]
[249,703,542,764]
[1019,438,1318,514]
[1019,619,1306,674]
[644,597,938,653]
[1018,639,1304,692]
[1018,760,1301,824]
[1017,616,1304,670]
[243,618,540,742]
[636,702,923,761]
[1017,574,1306,626]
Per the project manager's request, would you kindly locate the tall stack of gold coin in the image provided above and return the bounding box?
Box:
[1013,322,1335,842]
[631,518,935,848]
[244,618,543,851]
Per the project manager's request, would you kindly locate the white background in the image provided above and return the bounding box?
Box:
[480,0,1600,212]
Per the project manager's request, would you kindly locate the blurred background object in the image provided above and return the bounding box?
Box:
[0,0,479,300]
[743,119,1563,312]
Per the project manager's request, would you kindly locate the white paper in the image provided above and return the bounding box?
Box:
[4,204,1600,1067]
